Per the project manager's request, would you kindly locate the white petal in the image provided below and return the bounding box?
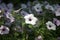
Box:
[46,21,56,30]
[24,14,38,25]
[0,25,9,35]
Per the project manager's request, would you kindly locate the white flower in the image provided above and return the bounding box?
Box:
[45,4,54,11]
[33,3,42,12]
[46,21,56,30]
[35,35,43,40]
[54,7,60,16]
[24,14,38,25]
[0,25,9,35]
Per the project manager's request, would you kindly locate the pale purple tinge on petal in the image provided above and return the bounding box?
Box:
[53,18,60,26]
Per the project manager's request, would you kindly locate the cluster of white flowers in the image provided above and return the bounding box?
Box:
[0,0,60,36]
[0,2,14,35]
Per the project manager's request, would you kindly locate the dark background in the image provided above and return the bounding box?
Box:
[1,0,60,4]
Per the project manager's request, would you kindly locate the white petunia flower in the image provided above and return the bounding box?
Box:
[45,4,54,11]
[46,21,56,30]
[33,3,42,12]
[35,35,43,40]
[24,14,38,25]
[0,25,9,35]
[54,7,60,16]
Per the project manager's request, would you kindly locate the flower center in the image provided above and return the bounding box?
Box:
[54,21,57,25]
[49,25,51,27]
[29,18,32,21]
[39,11,42,13]
[37,8,39,9]
[58,3,60,5]
[2,28,6,31]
